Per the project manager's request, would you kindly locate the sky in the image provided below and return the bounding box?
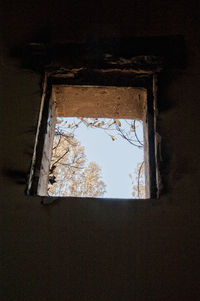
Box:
[55,117,144,199]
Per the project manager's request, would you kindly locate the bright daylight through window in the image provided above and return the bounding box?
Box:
[48,117,145,198]
[33,85,149,199]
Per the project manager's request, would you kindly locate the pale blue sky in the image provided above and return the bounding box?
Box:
[56,117,144,198]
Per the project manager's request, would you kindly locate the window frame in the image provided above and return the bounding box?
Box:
[27,69,159,199]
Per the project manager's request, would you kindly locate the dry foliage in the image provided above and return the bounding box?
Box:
[129,161,145,199]
[48,129,106,197]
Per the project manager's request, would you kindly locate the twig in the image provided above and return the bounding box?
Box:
[133,120,144,146]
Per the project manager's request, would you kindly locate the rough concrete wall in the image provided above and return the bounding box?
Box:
[53,86,146,119]
[1,1,200,300]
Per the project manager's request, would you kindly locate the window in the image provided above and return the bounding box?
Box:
[27,69,159,199]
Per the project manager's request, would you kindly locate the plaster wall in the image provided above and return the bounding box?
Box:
[1,1,200,300]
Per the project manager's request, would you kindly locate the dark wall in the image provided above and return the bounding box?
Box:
[1,1,200,300]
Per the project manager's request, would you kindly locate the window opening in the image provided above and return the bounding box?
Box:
[28,77,158,199]
[34,85,150,199]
